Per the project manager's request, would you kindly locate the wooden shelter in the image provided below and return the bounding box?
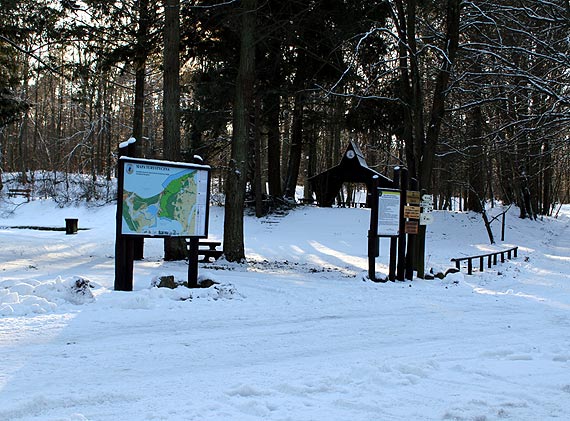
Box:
[309,140,393,207]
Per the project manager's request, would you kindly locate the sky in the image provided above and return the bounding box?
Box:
[1,194,570,421]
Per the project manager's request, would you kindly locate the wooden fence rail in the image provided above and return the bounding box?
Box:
[451,246,518,275]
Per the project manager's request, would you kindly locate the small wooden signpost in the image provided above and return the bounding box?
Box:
[406,190,421,205]
[403,205,421,219]
[405,221,419,234]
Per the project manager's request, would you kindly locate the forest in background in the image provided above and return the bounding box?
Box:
[1,0,569,258]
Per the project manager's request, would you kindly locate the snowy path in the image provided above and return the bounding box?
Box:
[2,269,570,420]
[544,220,570,275]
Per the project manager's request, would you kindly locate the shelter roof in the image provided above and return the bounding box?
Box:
[309,140,392,207]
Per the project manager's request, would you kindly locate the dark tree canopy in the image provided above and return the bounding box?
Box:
[0,0,568,226]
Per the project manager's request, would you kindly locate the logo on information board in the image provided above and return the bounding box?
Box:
[126,164,134,175]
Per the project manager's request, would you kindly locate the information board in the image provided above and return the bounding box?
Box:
[378,189,401,236]
[119,157,210,237]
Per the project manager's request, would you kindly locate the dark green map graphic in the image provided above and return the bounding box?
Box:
[121,164,208,236]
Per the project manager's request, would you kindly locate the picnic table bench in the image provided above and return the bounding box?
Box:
[186,239,223,263]
[8,188,31,201]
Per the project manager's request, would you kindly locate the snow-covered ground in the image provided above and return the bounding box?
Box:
[1,196,569,420]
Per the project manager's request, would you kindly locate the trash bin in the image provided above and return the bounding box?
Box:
[65,218,78,235]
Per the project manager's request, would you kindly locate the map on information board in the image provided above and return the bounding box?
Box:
[120,158,210,237]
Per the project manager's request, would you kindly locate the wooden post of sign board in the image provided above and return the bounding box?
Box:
[389,169,400,282]
[405,178,418,280]
[367,176,380,281]
[114,150,135,291]
[125,139,145,261]
[396,167,408,281]
[416,189,427,278]
[368,178,380,281]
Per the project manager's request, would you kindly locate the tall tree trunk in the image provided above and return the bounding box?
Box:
[265,90,282,198]
[132,0,151,157]
[132,0,150,259]
[163,0,180,162]
[264,39,282,198]
[283,50,306,199]
[18,52,30,183]
[542,139,552,215]
[419,0,461,191]
[304,118,317,203]
[284,90,303,199]
[162,0,185,260]
[466,105,484,212]
[329,95,343,169]
[394,0,419,180]
[393,0,461,276]
[104,79,112,181]
[223,0,257,262]
[133,60,146,155]
[254,95,264,217]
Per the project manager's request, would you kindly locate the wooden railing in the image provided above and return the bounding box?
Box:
[451,246,518,275]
